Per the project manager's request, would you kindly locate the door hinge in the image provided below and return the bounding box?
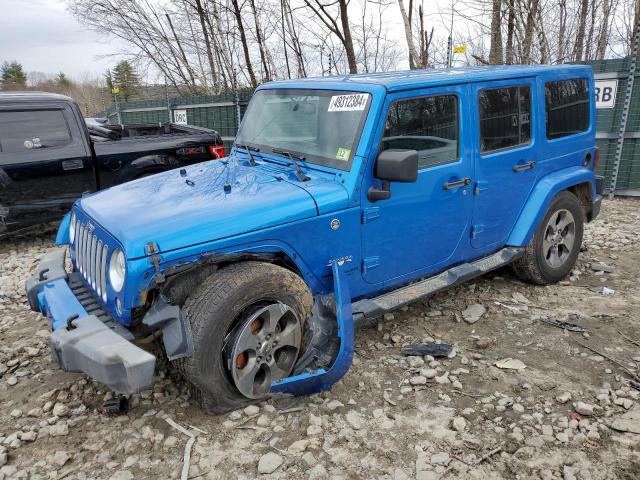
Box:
[471,224,485,239]
[361,207,380,224]
[362,256,380,272]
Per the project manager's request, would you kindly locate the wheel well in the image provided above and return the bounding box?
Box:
[567,182,592,219]
[157,253,304,307]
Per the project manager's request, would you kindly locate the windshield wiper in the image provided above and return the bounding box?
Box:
[234,143,259,166]
[271,148,310,182]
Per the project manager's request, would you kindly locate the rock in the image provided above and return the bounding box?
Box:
[244,405,260,416]
[326,400,344,411]
[7,376,17,386]
[557,392,572,404]
[0,451,6,466]
[541,425,554,437]
[50,451,71,467]
[512,403,525,413]
[451,416,467,432]
[48,423,69,437]
[406,356,425,368]
[472,337,494,349]
[430,451,450,465]
[420,368,438,379]
[345,410,364,430]
[574,401,595,416]
[258,452,283,474]
[591,262,614,273]
[410,376,427,386]
[307,424,322,436]
[163,436,179,448]
[435,372,450,384]
[609,407,640,434]
[462,304,486,324]
[108,471,134,480]
[52,403,69,417]
[555,432,569,443]
[9,409,22,418]
[20,431,36,442]
[288,439,310,453]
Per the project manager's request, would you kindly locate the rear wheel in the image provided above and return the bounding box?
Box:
[177,261,312,413]
[513,190,584,285]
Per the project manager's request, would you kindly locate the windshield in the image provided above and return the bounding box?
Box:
[236,89,371,170]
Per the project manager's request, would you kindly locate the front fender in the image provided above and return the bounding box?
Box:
[507,166,596,246]
[125,239,326,309]
[118,155,179,183]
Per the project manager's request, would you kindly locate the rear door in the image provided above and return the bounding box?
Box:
[470,79,538,250]
[0,103,95,232]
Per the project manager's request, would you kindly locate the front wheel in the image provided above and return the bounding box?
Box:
[177,261,312,414]
[513,190,584,285]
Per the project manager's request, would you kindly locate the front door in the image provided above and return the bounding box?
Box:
[0,103,95,233]
[470,79,538,249]
[361,85,473,286]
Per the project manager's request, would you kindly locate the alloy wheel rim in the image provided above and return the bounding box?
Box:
[542,209,576,268]
[228,303,302,399]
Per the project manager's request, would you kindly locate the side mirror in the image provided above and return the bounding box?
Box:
[368,149,418,202]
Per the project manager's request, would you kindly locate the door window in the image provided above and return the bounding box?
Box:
[381,94,459,169]
[0,109,72,154]
[545,79,589,139]
[479,86,531,153]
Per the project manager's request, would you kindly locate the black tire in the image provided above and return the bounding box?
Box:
[513,190,584,285]
[177,261,312,414]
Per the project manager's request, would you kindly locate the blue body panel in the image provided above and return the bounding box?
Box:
[271,260,354,395]
[35,64,598,400]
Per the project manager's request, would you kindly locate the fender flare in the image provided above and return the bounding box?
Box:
[118,154,180,183]
[507,166,596,247]
[55,212,71,246]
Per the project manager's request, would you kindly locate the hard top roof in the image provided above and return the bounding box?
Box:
[262,64,592,92]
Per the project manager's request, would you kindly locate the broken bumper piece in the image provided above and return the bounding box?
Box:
[26,248,155,394]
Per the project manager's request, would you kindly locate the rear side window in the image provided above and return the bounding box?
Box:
[381,94,459,169]
[0,109,72,154]
[545,79,589,139]
[479,86,531,153]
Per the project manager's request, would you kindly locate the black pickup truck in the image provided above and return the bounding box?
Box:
[0,91,224,236]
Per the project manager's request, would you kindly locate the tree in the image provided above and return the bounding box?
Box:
[56,72,73,89]
[110,60,141,101]
[1,61,27,89]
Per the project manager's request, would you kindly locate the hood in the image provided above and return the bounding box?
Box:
[79,159,345,258]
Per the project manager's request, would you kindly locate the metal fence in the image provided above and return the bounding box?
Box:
[102,91,253,150]
[102,62,640,195]
[588,57,640,195]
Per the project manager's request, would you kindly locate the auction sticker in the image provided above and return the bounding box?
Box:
[328,93,368,112]
[335,147,351,161]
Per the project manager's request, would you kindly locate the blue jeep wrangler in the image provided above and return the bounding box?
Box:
[27,65,602,413]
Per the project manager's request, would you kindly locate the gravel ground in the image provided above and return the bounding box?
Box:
[0,198,640,480]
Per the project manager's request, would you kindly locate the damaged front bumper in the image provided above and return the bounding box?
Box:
[26,248,155,394]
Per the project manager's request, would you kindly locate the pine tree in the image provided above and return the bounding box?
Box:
[1,61,27,90]
[56,72,72,89]
[111,60,141,101]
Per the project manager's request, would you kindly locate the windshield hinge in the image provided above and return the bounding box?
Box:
[145,242,165,284]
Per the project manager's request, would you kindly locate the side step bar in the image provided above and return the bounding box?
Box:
[352,247,524,326]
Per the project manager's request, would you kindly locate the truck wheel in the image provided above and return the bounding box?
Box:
[513,190,584,285]
[178,261,313,414]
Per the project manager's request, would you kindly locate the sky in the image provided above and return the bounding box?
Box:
[0,0,462,82]
[0,0,125,81]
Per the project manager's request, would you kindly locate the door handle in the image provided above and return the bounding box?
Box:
[513,161,536,172]
[443,177,471,190]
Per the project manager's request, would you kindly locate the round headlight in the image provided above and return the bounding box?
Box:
[69,212,76,243]
[109,249,126,292]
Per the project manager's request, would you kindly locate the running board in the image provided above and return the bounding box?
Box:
[352,247,524,326]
